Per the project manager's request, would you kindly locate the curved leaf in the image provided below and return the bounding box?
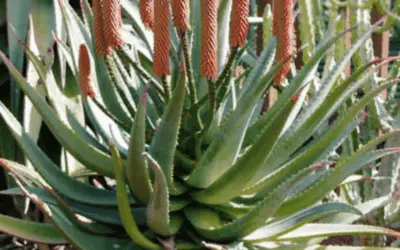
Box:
[276,224,400,241]
[191,98,295,204]
[127,90,152,204]
[0,187,146,226]
[111,143,160,250]
[244,203,362,242]
[186,168,311,241]
[0,214,66,245]
[278,148,400,216]
[149,74,186,195]
[0,50,116,177]
[187,39,278,189]
[145,153,170,236]
[0,108,126,206]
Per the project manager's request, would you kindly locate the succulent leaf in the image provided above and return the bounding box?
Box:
[145,153,171,236]
[0,214,66,245]
[111,143,160,249]
[127,89,152,204]
[149,74,186,195]
[0,101,126,206]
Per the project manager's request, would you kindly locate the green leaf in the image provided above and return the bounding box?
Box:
[121,0,153,55]
[0,106,126,206]
[0,187,146,226]
[246,80,397,198]
[0,214,66,245]
[239,37,276,97]
[145,154,170,236]
[244,203,362,242]
[186,169,311,241]
[322,196,391,224]
[127,90,152,204]
[278,148,400,217]
[66,109,109,154]
[254,243,400,250]
[169,213,184,235]
[0,50,116,177]
[49,205,134,250]
[7,0,31,116]
[43,186,116,235]
[268,29,390,177]
[149,74,186,195]
[110,143,160,250]
[184,207,224,230]
[212,202,253,219]
[186,39,278,189]
[217,0,232,69]
[242,22,352,149]
[31,0,56,66]
[0,159,44,185]
[276,224,400,241]
[191,97,295,204]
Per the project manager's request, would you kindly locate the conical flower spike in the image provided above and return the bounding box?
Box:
[92,0,112,56]
[153,0,171,77]
[229,0,250,47]
[200,0,218,78]
[172,0,190,31]
[102,0,125,49]
[140,0,155,30]
[79,45,95,99]
[273,0,294,85]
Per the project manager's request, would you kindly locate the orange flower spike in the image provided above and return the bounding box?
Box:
[172,0,190,31]
[103,0,124,49]
[153,0,171,77]
[140,0,155,30]
[229,0,250,47]
[79,45,95,99]
[273,0,294,85]
[92,0,111,56]
[200,0,218,78]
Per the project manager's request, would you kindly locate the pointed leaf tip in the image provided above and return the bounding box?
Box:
[144,153,171,236]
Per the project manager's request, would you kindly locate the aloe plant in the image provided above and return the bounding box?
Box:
[0,0,399,249]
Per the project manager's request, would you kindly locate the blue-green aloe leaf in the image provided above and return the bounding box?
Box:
[244,203,362,243]
[246,80,398,198]
[149,75,186,195]
[191,96,295,204]
[110,143,161,250]
[242,22,355,148]
[127,90,152,204]
[145,153,171,236]
[0,102,128,206]
[0,50,116,177]
[0,214,66,245]
[276,224,400,241]
[0,187,146,226]
[6,0,31,116]
[278,148,400,217]
[186,168,311,241]
[186,38,278,189]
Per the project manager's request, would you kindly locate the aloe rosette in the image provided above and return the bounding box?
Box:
[0,0,399,249]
